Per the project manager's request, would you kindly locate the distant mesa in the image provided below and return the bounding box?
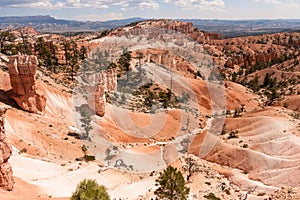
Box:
[1,15,300,36]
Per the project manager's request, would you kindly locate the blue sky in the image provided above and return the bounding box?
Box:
[0,0,300,21]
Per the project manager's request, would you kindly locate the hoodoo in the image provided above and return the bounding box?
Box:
[8,55,46,114]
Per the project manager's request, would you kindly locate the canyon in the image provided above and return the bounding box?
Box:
[0,19,299,199]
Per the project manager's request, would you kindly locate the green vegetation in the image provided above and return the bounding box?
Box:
[290,111,300,119]
[0,29,87,84]
[79,110,92,140]
[18,33,32,55]
[131,82,179,112]
[233,107,242,118]
[203,192,221,200]
[228,130,239,139]
[35,37,58,71]
[81,145,88,155]
[71,179,110,200]
[61,39,80,80]
[154,166,190,200]
[183,157,199,181]
[0,30,16,55]
[239,72,288,105]
[118,51,131,73]
[84,155,96,162]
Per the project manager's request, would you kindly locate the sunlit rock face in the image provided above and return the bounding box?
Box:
[0,107,13,191]
[8,55,46,114]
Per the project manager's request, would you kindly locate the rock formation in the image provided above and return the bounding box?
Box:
[111,20,216,44]
[138,49,197,77]
[0,54,9,66]
[8,55,46,114]
[223,49,279,69]
[84,68,117,117]
[0,106,13,191]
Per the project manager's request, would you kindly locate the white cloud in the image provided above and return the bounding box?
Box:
[278,2,300,9]
[164,0,225,11]
[0,0,159,10]
[75,13,124,21]
[0,0,60,9]
[139,1,159,10]
[254,0,300,9]
[255,0,281,4]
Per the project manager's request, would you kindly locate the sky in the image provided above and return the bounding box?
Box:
[0,0,300,21]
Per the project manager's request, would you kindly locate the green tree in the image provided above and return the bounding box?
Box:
[69,40,80,81]
[62,39,80,80]
[35,37,57,71]
[118,52,131,78]
[71,179,110,200]
[79,110,92,140]
[233,107,242,118]
[17,32,32,55]
[231,72,237,82]
[48,41,59,71]
[154,166,190,200]
[80,46,87,61]
[137,51,143,80]
[0,30,16,55]
[263,73,271,88]
[62,39,72,66]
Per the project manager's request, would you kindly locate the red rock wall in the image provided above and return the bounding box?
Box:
[224,49,279,69]
[0,107,13,191]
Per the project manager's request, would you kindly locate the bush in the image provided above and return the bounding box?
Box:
[84,155,96,162]
[204,192,221,200]
[71,179,110,200]
[228,130,239,139]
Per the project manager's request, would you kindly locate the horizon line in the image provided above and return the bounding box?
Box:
[1,15,300,23]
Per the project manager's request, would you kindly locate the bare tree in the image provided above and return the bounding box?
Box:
[182,156,199,181]
[240,186,257,200]
[104,147,115,166]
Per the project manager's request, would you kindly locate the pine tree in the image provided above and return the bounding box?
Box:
[80,46,87,61]
[0,30,16,55]
[35,37,56,70]
[69,40,80,81]
[18,32,32,55]
[79,110,92,140]
[71,179,110,200]
[154,166,190,200]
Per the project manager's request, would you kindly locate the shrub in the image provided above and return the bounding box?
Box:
[228,130,239,139]
[204,192,221,200]
[84,155,95,162]
[71,179,110,200]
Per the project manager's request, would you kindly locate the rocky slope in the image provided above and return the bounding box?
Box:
[0,19,299,199]
[0,106,13,191]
